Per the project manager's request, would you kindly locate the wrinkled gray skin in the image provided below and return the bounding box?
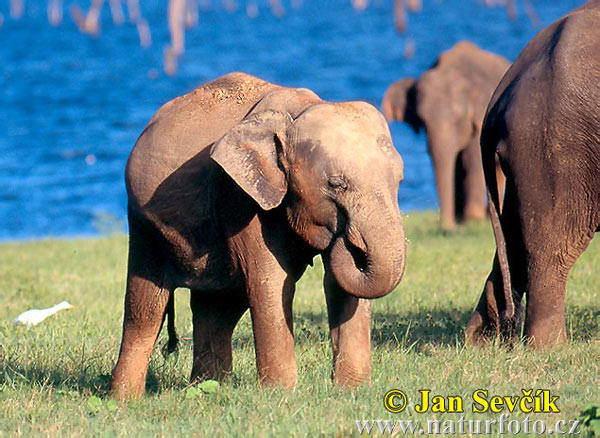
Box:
[382,41,510,231]
[110,73,406,399]
[466,1,600,348]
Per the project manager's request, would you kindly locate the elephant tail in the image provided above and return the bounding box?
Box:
[482,137,514,320]
[163,291,179,357]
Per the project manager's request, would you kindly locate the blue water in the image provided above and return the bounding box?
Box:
[0,0,582,240]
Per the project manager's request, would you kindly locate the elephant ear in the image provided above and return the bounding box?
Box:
[382,78,422,133]
[210,110,292,210]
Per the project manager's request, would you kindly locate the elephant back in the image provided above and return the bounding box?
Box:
[126,73,279,207]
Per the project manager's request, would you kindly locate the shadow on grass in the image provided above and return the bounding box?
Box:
[278,310,471,355]
[370,305,600,351]
[292,304,600,352]
[371,308,472,352]
[289,308,471,352]
[566,305,600,342]
[0,360,111,396]
[0,356,176,397]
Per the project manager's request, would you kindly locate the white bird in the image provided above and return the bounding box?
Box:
[14,301,74,327]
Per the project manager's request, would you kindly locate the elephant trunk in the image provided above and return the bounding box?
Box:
[326,207,406,299]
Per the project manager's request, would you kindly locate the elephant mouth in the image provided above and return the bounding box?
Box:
[344,237,368,272]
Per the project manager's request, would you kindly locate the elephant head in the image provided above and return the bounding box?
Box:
[381,78,423,133]
[382,74,475,147]
[211,99,406,299]
[381,42,510,150]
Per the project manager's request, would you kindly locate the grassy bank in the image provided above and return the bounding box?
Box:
[0,212,598,437]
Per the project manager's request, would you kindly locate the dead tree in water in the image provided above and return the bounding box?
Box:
[394,0,406,33]
[10,0,24,19]
[47,0,62,26]
[125,0,151,47]
[164,0,187,76]
[185,0,199,28]
[126,0,140,22]
[269,0,285,17]
[70,0,103,35]
[108,0,125,25]
[3,0,542,75]
[352,0,366,10]
[68,0,150,47]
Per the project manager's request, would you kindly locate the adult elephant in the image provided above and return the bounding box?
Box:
[110,72,407,399]
[382,41,510,231]
[466,1,600,348]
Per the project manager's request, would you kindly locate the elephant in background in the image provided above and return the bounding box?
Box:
[382,41,510,231]
[110,72,407,399]
[466,1,600,347]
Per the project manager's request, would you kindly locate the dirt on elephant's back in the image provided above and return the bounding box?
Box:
[149,72,275,125]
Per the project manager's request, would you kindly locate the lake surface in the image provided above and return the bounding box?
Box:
[0,0,583,240]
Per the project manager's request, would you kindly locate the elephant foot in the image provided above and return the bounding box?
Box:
[467,269,523,346]
[465,310,488,345]
[440,222,458,234]
[465,309,504,346]
[257,365,298,389]
[110,380,145,401]
[524,319,567,349]
[439,212,457,233]
[463,205,487,222]
[110,357,148,400]
[466,309,522,346]
[523,282,568,349]
[332,361,370,388]
[190,353,233,384]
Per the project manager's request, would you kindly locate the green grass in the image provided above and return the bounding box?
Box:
[0,211,598,437]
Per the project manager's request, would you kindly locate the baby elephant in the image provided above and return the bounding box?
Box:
[382,41,509,231]
[110,72,406,399]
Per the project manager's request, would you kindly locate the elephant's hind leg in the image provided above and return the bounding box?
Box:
[466,183,526,344]
[190,289,248,383]
[466,255,525,344]
[523,225,596,347]
[110,220,172,400]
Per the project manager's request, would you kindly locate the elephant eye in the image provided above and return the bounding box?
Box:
[328,176,348,191]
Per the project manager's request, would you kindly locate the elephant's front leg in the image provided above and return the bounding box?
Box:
[430,143,458,232]
[324,269,372,387]
[461,136,487,222]
[248,271,297,388]
[189,289,248,383]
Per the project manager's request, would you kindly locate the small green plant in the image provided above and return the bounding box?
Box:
[184,380,220,399]
[86,396,118,415]
[87,396,102,414]
[578,404,600,437]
